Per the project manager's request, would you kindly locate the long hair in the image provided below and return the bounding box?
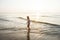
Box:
[27,16,29,20]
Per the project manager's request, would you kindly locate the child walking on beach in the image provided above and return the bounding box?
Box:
[27,16,30,30]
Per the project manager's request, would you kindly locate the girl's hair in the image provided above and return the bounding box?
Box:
[27,16,29,19]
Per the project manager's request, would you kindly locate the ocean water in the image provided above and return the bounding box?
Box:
[0,13,60,40]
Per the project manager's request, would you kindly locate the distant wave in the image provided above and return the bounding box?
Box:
[0,17,60,26]
[18,17,60,26]
[0,18,10,21]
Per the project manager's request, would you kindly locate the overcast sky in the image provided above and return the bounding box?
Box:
[0,0,60,12]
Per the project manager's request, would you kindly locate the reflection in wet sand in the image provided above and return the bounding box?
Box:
[27,29,30,40]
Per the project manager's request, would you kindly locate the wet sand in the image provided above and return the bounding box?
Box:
[0,28,60,40]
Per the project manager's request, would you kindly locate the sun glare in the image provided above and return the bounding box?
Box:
[36,12,40,20]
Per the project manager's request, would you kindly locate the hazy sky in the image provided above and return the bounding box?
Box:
[0,0,60,12]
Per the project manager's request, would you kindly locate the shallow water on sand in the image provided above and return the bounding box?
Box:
[0,17,60,40]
